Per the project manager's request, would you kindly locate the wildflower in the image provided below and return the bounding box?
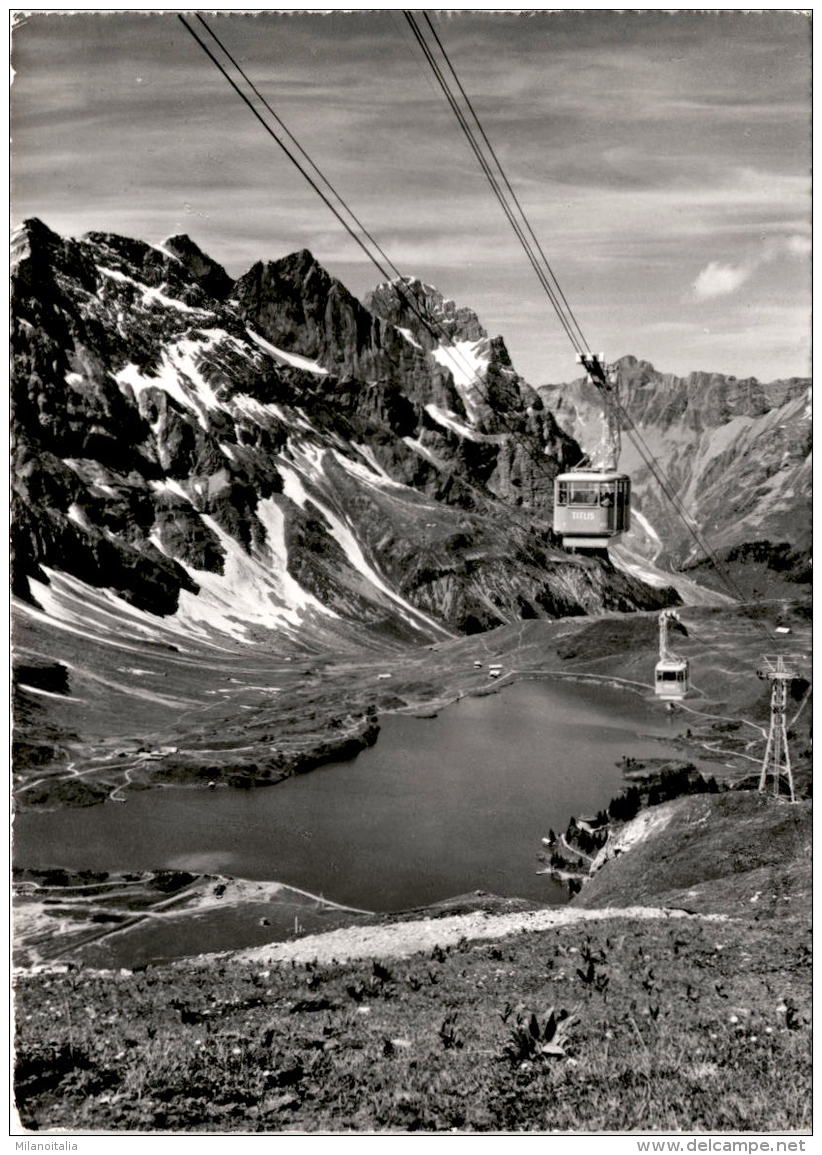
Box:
[728,1015,739,1024]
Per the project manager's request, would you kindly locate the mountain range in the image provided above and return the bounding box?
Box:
[12,218,674,654]
[11,220,810,800]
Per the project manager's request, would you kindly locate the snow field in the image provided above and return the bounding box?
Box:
[97,266,213,316]
[165,505,338,644]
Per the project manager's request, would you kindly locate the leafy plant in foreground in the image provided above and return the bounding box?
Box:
[576,943,610,998]
[438,1012,464,1050]
[503,1007,575,1064]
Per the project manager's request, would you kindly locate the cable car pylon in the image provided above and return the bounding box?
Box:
[757,655,798,802]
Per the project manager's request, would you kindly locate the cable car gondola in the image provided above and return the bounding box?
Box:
[553,469,631,551]
[553,353,631,552]
[654,658,689,700]
[654,609,689,700]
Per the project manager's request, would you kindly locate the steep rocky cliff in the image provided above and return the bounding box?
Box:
[540,355,811,575]
[12,220,674,654]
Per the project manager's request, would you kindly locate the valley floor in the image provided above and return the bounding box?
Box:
[13,595,812,808]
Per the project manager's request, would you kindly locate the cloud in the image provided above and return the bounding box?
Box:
[785,233,811,257]
[692,232,810,300]
[693,260,753,299]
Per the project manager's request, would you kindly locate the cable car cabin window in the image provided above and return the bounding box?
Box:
[568,482,599,506]
[657,669,687,682]
[556,482,569,506]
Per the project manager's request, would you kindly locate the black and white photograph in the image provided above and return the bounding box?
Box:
[10,7,811,1139]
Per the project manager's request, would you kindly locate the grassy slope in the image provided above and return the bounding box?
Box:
[14,793,811,1134]
[574,792,812,918]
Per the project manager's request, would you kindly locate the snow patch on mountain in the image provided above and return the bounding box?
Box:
[402,436,446,469]
[98,266,213,316]
[396,326,422,350]
[21,570,204,654]
[424,403,482,442]
[149,478,192,502]
[66,504,91,531]
[245,327,328,375]
[431,338,490,422]
[631,509,662,549]
[255,498,339,620]
[610,544,733,607]
[335,448,409,490]
[278,456,450,637]
[167,508,337,644]
[116,331,230,430]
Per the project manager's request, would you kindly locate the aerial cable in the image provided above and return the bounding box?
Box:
[176,17,398,287]
[405,16,795,633]
[402,12,585,357]
[178,14,575,499]
[180,13,790,630]
[182,16,530,429]
[403,13,585,356]
[194,15,410,308]
[419,12,591,355]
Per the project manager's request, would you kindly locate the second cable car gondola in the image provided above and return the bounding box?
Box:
[654,609,689,700]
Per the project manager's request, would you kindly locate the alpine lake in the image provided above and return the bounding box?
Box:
[15,678,692,913]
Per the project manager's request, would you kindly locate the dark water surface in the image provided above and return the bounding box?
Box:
[14,679,687,911]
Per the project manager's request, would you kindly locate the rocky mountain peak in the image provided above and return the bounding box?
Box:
[11,219,677,673]
[365,277,487,351]
[12,217,61,263]
[233,250,347,362]
[159,234,232,300]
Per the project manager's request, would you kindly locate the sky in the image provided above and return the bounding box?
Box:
[11,9,812,384]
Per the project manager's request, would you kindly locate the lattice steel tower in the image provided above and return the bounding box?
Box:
[757,655,797,803]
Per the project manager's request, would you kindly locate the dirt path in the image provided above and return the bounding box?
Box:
[209,904,726,966]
